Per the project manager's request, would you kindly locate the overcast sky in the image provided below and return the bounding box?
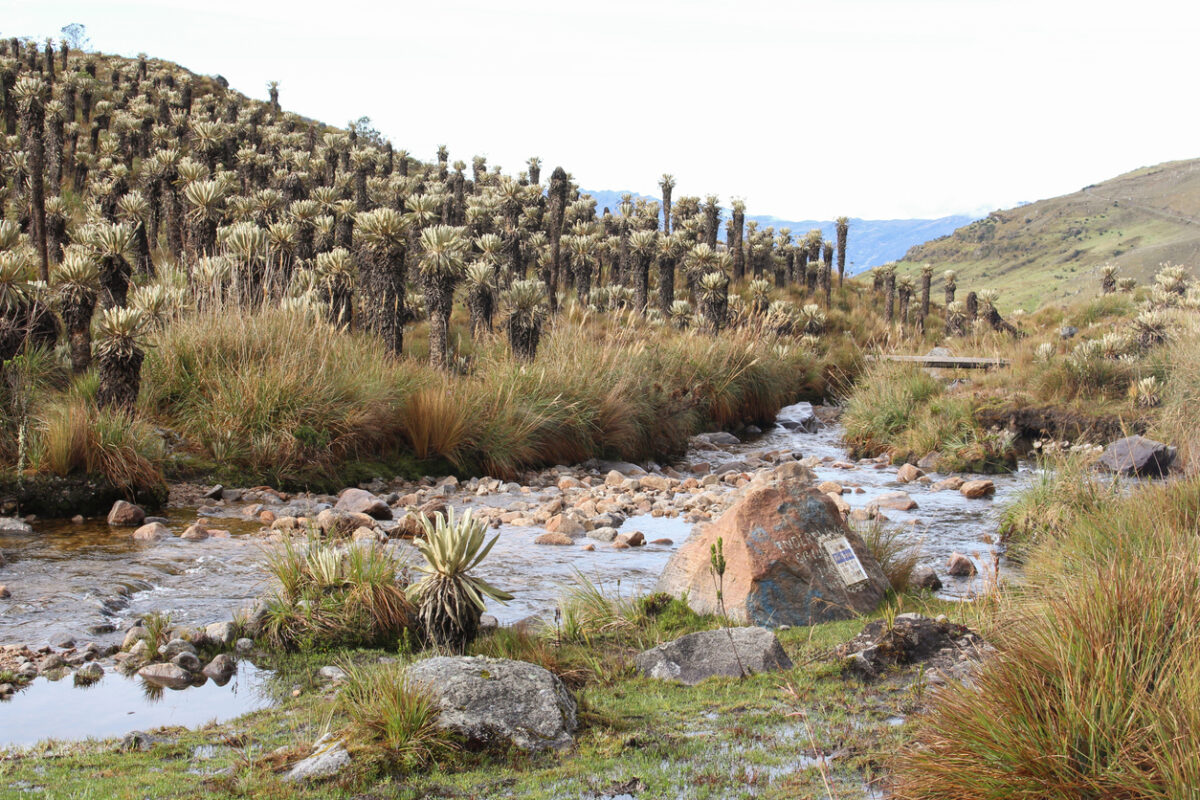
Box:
[5,1,1197,220]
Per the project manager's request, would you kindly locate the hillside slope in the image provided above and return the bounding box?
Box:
[586,188,975,272]
[895,159,1200,311]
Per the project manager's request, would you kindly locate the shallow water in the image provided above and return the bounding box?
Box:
[0,660,271,749]
[0,411,1029,747]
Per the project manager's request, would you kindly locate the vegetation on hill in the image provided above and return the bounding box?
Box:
[894,159,1200,311]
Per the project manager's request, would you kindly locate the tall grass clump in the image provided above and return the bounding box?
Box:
[336,660,452,771]
[841,363,1015,471]
[1154,322,1200,471]
[33,395,164,492]
[891,478,1200,799]
[140,308,424,479]
[997,451,1120,558]
[261,537,414,651]
[857,522,920,593]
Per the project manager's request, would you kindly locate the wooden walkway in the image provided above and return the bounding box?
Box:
[867,354,1010,369]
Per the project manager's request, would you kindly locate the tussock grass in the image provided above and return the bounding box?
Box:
[140,308,423,479]
[33,394,164,492]
[261,537,415,652]
[997,452,1119,558]
[892,476,1200,799]
[1154,321,1200,471]
[336,660,453,770]
[841,363,1015,471]
[858,522,921,593]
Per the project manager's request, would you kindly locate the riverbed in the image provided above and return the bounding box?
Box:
[0,413,1029,747]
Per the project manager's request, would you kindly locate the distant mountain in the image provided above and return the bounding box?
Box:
[582,189,976,273]
[895,158,1200,311]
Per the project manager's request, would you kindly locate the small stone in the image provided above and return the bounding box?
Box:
[161,638,197,659]
[912,565,943,591]
[286,735,351,782]
[334,488,391,519]
[318,665,348,683]
[203,653,237,681]
[534,532,574,546]
[138,662,192,689]
[171,651,203,672]
[70,514,85,525]
[180,523,209,541]
[616,531,645,547]
[0,585,9,599]
[873,491,918,511]
[132,522,170,541]
[581,544,595,551]
[107,500,146,527]
[932,476,965,491]
[650,538,674,545]
[959,480,995,499]
[946,552,977,577]
[235,637,254,654]
[545,515,585,537]
[896,464,924,483]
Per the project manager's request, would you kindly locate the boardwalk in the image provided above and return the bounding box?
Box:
[868,354,1010,369]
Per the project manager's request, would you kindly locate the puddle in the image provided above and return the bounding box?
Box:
[0,660,271,749]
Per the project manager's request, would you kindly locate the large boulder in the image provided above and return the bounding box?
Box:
[776,401,820,433]
[1097,436,1176,477]
[334,488,391,519]
[406,656,577,752]
[657,474,890,627]
[635,627,793,685]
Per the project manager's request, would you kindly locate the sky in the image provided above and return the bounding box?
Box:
[4,0,1198,220]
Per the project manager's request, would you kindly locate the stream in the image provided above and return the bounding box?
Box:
[0,412,1030,748]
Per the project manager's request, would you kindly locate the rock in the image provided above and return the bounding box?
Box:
[650,538,673,545]
[1097,435,1176,477]
[639,474,672,492]
[1059,325,1078,340]
[70,514,85,524]
[604,470,626,487]
[657,480,890,627]
[203,654,237,681]
[960,480,995,499]
[161,638,197,659]
[132,522,170,541]
[635,627,793,685]
[932,476,964,491]
[545,514,584,537]
[695,431,741,446]
[122,627,149,650]
[202,484,224,500]
[816,481,843,495]
[873,491,918,511]
[479,614,499,633]
[205,621,236,647]
[106,500,145,527]
[0,517,34,534]
[581,544,595,551]
[171,651,203,672]
[138,663,192,689]
[407,656,577,751]
[318,665,347,683]
[917,452,942,471]
[74,662,104,685]
[0,585,9,599]
[589,460,646,476]
[912,566,943,591]
[180,523,209,541]
[583,525,614,544]
[557,476,584,490]
[235,637,254,654]
[534,532,575,546]
[615,531,645,547]
[286,734,351,782]
[121,731,173,751]
[946,552,977,577]
[896,464,923,483]
[334,488,391,520]
[776,401,820,433]
[836,613,988,681]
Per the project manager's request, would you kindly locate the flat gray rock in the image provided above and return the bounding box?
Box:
[635,627,793,685]
[287,734,350,782]
[776,402,820,433]
[407,656,577,751]
[334,488,391,519]
[1097,435,1176,477]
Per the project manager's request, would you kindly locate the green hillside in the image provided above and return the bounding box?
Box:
[895,158,1200,311]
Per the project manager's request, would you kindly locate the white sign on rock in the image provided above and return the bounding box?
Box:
[821,535,870,587]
